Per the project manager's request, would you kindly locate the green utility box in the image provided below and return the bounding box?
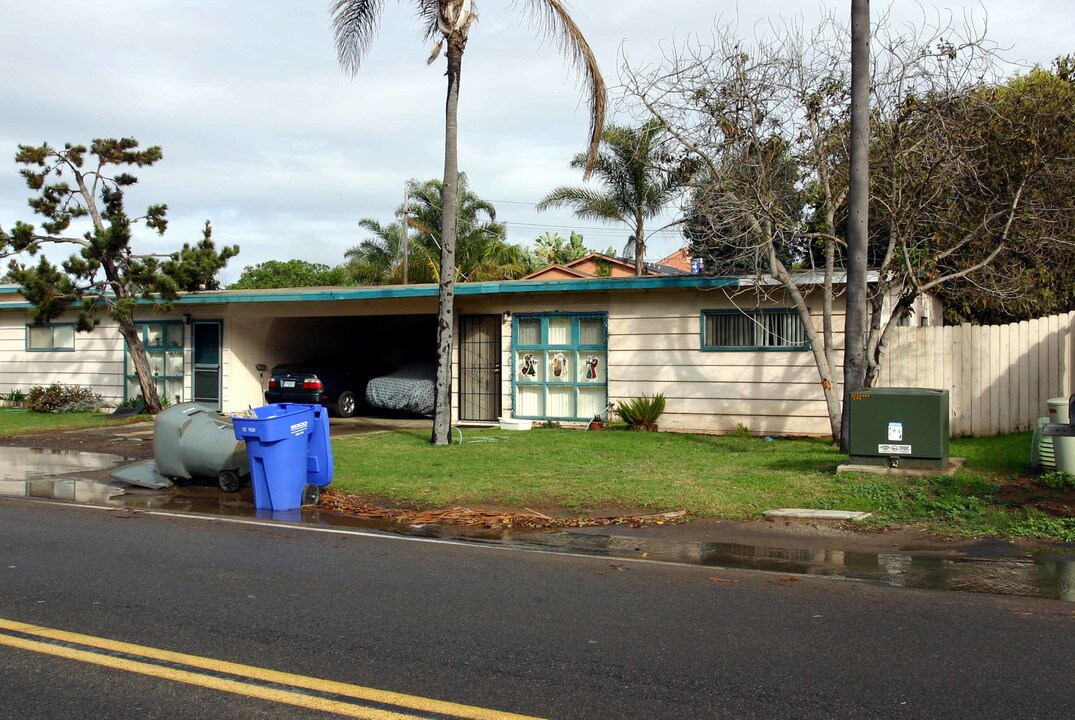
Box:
[847,388,950,469]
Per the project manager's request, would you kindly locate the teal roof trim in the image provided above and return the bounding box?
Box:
[0,275,739,310]
[164,275,739,305]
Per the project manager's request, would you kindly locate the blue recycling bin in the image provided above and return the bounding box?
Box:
[305,405,334,488]
[232,403,331,511]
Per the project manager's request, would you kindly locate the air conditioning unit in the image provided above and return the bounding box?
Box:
[1031,417,1056,472]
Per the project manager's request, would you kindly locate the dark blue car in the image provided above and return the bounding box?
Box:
[265,357,358,417]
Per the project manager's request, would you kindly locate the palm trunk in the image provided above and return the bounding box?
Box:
[840,0,871,452]
[634,215,645,276]
[431,34,464,446]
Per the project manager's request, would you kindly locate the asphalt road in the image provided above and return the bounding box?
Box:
[0,498,1072,720]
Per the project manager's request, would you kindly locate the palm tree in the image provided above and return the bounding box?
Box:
[347,175,527,284]
[537,118,683,276]
[344,219,416,284]
[332,0,606,445]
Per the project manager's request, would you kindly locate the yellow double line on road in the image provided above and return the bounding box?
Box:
[0,617,547,720]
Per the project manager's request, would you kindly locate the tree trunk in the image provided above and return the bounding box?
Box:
[840,0,871,452]
[770,256,842,441]
[117,321,163,414]
[431,34,464,446]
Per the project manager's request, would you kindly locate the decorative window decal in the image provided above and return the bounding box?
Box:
[585,356,599,380]
[520,353,539,380]
[550,352,568,380]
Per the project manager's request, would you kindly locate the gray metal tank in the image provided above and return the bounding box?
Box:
[153,402,249,492]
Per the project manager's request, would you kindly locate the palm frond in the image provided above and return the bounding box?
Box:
[331,0,388,76]
[411,0,441,40]
[522,0,606,179]
[537,186,627,224]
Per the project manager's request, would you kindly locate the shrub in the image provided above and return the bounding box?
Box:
[26,384,103,414]
[1039,471,1075,491]
[615,393,666,431]
[6,389,25,403]
[731,423,752,438]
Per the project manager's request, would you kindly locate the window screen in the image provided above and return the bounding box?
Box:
[702,309,808,350]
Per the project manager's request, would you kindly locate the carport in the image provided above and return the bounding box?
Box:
[169,284,515,424]
[223,293,439,420]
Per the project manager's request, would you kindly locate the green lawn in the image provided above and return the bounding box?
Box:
[1,409,1067,541]
[0,409,138,437]
[330,427,1075,541]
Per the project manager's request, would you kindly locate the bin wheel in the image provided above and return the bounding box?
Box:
[302,484,321,506]
[336,391,357,418]
[218,470,242,493]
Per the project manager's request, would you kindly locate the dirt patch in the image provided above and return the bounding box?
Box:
[996,475,1075,518]
[319,489,688,530]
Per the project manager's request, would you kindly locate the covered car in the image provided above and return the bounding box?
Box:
[364,361,436,416]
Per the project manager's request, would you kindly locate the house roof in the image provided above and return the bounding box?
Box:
[657,247,694,272]
[522,252,652,280]
[521,252,685,281]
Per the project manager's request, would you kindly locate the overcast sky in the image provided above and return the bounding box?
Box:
[1,1,1072,285]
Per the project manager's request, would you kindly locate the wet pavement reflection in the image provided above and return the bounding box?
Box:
[0,447,126,504]
[2,446,1073,603]
[501,531,1075,603]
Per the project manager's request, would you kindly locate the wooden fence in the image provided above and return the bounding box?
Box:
[876,311,1075,436]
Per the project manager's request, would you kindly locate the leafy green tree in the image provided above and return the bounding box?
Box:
[537,119,683,275]
[0,138,238,414]
[922,61,1075,324]
[331,0,606,445]
[228,259,355,289]
[527,231,589,271]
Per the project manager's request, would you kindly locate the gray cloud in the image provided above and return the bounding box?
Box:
[2,1,1073,284]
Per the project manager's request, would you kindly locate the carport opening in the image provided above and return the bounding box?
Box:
[261,315,437,419]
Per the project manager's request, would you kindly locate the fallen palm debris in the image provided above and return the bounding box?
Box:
[318,489,687,530]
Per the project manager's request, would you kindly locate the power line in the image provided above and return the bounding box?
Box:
[487,199,542,205]
[501,219,684,236]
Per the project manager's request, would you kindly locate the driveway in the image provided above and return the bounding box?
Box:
[0,414,431,460]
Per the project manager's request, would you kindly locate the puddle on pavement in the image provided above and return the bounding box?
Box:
[3,446,1073,603]
[0,447,127,504]
[496,531,1075,603]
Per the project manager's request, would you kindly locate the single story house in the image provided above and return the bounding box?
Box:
[0,275,938,436]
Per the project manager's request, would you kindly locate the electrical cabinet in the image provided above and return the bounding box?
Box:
[847,388,949,469]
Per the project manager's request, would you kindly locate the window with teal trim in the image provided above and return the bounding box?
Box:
[702,309,809,350]
[513,313,608,420]
[26,323,75,351]
[124,322,185,404]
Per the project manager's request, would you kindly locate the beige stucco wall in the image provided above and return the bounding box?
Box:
[0,281,941,436]
[461,287,843,436]
[0,308,127,403]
